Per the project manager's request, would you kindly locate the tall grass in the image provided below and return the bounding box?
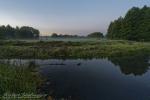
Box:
[0,64,42,96]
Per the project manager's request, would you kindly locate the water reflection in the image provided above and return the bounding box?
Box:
[108,55,150,76]
[1,55,150,76]
[37,58,150,100]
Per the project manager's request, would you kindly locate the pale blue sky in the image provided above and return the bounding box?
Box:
[0,0,149,35]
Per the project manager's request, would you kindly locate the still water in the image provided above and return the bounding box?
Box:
[1,56,150,100]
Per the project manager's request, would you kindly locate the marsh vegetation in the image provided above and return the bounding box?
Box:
[0,40,150,59]
[0,63,42,98]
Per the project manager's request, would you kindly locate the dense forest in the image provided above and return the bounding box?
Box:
[107,5,150,41]
[0,25,39,39]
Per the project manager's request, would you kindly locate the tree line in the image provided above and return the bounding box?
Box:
[1,6,149,41]
[0,25,40,39]
[51,33,81,38]
[107,5,150,41]
[51,32,104,38]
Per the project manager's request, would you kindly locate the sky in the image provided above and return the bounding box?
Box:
[0,0,149,36]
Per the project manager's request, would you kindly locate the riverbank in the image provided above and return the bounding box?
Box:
[0,40,150,59]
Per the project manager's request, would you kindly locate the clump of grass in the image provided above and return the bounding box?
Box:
[0,64,42,96]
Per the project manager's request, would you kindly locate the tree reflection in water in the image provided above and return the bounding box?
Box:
[108,54,150,76]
